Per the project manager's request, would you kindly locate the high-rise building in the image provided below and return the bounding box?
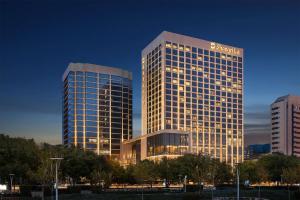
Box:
[138,31,244,166]
[63,63,132,159]
[271,95,300,157]
[244,144,270,160]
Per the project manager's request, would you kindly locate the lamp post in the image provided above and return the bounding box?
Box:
[184,175,187,193]
[9,174,14,193]
[210,156,215,200]
[235,163,240,200]
[50,157,63,200]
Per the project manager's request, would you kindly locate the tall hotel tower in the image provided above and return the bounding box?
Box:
[141,31,244,165]
[271,95,300,157]
[63,63,132,159]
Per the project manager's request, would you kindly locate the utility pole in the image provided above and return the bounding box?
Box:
[50,157,63,200]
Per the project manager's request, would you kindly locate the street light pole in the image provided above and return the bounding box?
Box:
[9,174,14,193]
[50,157,63,200]
[210,156,215,200]
[236,164,240,200]
[184,175,187,193]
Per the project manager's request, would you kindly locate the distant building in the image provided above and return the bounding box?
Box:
[271,95,300,157]
[122,31,244,166]
[244,143,270,160]
[62,63,132,159]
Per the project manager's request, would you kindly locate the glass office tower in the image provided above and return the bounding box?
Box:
[141,31,244,165]
[63,63,132,159]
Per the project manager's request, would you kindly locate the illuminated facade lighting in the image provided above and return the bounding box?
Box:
[62,63,132,159]
[139,31,244,165]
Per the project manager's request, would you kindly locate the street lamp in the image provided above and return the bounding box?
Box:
[9,174,14,193]
[235,163,240,200]
[210,156,215,200]
[184,175,187,193]
[50,157,63,200]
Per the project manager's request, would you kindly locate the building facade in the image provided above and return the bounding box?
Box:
[63,63,132,159]
[136,31,244,166]
[271,95,300,157]
[244,144,270,160]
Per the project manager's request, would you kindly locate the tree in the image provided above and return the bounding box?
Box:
[133,160,157,187]
[174,154,211,191]
[282,166,300,185]
[110,160,126,185]
[0,134,41,184]
[30,149,54,192]
[255,163,268,184]
[157,157,172,184]
[239,161,260,184]
[89,156,111,188]
[122,164,136,184]
[214,161,232,185]
[258,154,300,184]
[61,147,94,185]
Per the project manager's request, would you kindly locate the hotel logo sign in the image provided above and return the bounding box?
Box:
[210,42,240,55]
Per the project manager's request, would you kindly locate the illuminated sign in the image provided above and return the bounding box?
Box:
[210,42,240,55]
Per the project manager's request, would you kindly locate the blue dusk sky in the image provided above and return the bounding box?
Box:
[0,0,299,144]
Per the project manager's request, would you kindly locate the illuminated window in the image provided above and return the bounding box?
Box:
[228,113,232,119]
[88,138,97,143]
[166,44,172,48]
